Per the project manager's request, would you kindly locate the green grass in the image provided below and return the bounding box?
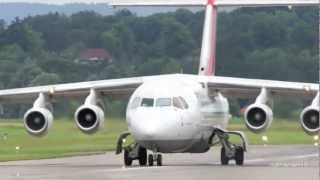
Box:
[228,118,317,145]
[0,118,317,162]
[0,119,127,162]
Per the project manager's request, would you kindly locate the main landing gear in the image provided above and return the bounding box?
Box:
[148,153,162,166]
[116,132,163,167]
[211,129,247,166]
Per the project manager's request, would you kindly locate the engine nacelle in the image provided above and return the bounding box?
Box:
[75,89,105,134]
[300,106,319,135]
[24,107,53,137]
[244,103,273,133]
[75,105,104,134]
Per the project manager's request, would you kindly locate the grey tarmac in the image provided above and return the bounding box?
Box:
[0,145,319,180]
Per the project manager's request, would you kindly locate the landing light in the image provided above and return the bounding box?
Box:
[49,86,55,94]
[262,135,268,142]
[313,135,319,141]
[314,142,319,146]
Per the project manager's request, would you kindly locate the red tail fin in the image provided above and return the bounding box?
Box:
[198,1,217,76]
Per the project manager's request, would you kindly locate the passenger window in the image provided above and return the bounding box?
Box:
[130,97,141,109]
[156,98,172,107]
[141,98,154,107]
[173,97,189,109]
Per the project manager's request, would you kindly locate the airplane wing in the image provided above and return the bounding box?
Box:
[0,76,144,103]
[204,76,318,98]
[0,74,317,103]
[109,0,319,6]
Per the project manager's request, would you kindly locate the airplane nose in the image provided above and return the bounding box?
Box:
[139,116,162,139]
[142,122,157,139]
[132,110,164,140]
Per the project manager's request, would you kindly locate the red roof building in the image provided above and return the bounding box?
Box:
[78,49,112,63]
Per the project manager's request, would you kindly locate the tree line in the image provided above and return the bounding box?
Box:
[0,7,317,119]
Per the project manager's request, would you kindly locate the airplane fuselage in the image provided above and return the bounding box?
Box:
[126,77,230,153]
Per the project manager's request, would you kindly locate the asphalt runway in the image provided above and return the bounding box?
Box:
[0,145,319,180]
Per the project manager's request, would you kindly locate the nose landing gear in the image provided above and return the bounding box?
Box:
[123,145,147,166]
[116,132,163,167]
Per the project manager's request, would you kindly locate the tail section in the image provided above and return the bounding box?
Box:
[198,1,217,76]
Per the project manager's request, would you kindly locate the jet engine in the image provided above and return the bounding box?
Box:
[244,103,273,133]
[300,93,319,135]
[244,88,273,133]
[75,89,105,134]
[24,93,53,137]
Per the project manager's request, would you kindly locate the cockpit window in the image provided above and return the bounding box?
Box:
[179,96,189,109]
[173,97,189,109]
[130,97,141,109]
[141,98,154,107]
[156,98,172,107]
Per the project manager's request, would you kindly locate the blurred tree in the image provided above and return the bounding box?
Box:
[30,72,61,86]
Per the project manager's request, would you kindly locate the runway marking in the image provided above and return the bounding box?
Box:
[245,158,265,163]
[284,153,318,160]
[101,166,169,173]
[245,153,318,165]
[96,153,318,173]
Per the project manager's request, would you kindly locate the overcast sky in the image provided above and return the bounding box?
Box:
[0,0,110,4]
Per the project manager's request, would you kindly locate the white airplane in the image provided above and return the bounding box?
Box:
[0,0,319,167]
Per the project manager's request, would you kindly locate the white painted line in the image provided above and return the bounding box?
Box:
[245,158,265,163]
[245,153,318,164]
[101,165,170,172]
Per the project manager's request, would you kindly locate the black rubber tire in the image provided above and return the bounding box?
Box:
[138,147,147,166]
[156,154,162,166]
[235,146,244,165]
[221,147,229,165]
[124,149,133,166]
[148,154,154,166]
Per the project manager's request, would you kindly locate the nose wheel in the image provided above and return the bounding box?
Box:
[116,132,164,167]
[123,145,148,166]
[148,154,162,166]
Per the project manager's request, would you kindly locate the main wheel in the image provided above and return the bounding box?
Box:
[220,147,229,165]
[235,146,244,165]
[156,154,162,166]
[138,147,147,166]
[124,149,133,166]
[148,154,154,166]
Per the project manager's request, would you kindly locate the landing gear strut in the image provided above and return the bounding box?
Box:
[116,132,163,167]
[211,129,247,166]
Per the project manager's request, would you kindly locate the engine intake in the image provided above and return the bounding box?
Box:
[75,105,104,134]
[244,103,273,133]
[75,89,105,134]
[300,106,319,135]
[24,107,53,137]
